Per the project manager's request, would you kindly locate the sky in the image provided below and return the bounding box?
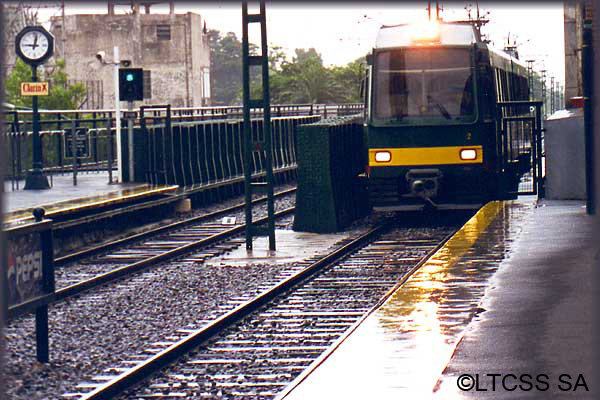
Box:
[33,1,565,86]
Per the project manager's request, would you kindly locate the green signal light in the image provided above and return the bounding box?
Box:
[126,73,134,81]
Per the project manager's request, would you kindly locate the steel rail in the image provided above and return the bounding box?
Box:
[275,226,461,399]
[55,187,297,266]
[52,206,296,303]
[78,221,392,400]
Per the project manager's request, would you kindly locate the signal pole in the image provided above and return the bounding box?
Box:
[114,46,122,183]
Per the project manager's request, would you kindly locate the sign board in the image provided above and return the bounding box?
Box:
[21,82,49,96]
[5,220,54,310]
[7,231,45,305]
[6,218,55,363]
[64,128,90,158]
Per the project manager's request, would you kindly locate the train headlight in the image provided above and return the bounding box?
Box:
[374,151,392,163]
[460,148,477,160]
[410,20,441,43]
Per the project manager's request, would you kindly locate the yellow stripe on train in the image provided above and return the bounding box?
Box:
[369,145,483,166]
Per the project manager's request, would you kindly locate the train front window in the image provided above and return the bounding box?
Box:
[373,47,476,124]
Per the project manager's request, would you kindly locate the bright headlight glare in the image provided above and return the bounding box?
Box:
[460,148,477,160]
[375,151,392,163]
[410,20,440,42]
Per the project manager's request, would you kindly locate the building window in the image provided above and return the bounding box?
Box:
[157,24,171,40]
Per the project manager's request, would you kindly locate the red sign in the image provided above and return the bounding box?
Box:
[21,82,49,96]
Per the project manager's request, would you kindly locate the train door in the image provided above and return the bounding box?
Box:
[497,101,544,196]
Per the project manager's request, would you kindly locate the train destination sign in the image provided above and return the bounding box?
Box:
[21,82,49,96]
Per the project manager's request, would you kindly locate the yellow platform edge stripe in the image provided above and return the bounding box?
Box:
[378,200,504,313]
[276,201,506,400]
[369,145,483,166]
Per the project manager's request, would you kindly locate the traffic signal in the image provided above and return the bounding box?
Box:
[119,68,143,101]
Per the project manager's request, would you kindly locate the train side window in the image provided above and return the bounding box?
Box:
[460,74,474,115]
[479,71,495,118]
[494,68,503,102]
[502,70,509,101]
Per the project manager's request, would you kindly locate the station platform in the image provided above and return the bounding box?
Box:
[3,172,178,226]
[278,198,598,399]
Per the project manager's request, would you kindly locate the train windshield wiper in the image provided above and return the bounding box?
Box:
[427,96,451,120]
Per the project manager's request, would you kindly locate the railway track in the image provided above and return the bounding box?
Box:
[61,216,464,399]
[55,187,298,267]
[51,190,297,303]
[8,189,296,321]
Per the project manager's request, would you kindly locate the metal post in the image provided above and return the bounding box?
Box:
[582,17,595,214]
[127,100,134,181]
[242,0,276,251]
[540,70,546,118]
[535,103,544,197]
[107,116,114,184]
[242,2,252,250]
[24,65,50,190]
[35,305,49,362]
[71,119,78,185]
[0,8,7,387]
[114,46,123,182]
[33,209,49,363]
[526,60,534,101]
[550,76,555,114]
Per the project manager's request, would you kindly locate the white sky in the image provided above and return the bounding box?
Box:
[34,1,565,85]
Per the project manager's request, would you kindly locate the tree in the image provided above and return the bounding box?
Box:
[330,57,366,103]
[5,58,86,110]
[269,48,343,104]
[208,27,366,106]
[208,29,259,106]
[2,2,41,75]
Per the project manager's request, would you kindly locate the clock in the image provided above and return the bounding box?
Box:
[15,26,54,65]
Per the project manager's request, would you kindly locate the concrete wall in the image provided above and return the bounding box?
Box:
[49,11,210,109]
[544,110,586,200]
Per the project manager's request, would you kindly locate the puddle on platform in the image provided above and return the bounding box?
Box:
[205,229,349,266]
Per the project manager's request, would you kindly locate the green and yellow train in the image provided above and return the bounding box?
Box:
[364,20,533,211]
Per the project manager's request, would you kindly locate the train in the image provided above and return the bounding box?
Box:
[363,19,535,211]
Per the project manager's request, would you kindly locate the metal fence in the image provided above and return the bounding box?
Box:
[3,109,117,190]
[135,108,321,188]
[2,103,364,190]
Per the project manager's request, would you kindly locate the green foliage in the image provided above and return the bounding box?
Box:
[208,29,260,105]
[269,49,365,104]
[208,28,366,106]
[329,58,365,103]
[5,58,87,110]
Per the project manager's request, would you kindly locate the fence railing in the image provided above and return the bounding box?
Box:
[2,103,364,189]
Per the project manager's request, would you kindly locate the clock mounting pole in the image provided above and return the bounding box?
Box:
[24,63,50,190]
[16,26,54,190]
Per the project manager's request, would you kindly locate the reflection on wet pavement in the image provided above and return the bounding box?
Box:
[281,200,534,399]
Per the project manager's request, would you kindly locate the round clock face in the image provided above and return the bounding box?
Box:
[19,30,50,60]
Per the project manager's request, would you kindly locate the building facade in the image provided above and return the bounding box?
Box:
[49,4,211,109]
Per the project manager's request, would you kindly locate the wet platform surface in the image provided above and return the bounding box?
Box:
[279,198,598,399]
[3,172,178,224]
[206,229,350,267]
